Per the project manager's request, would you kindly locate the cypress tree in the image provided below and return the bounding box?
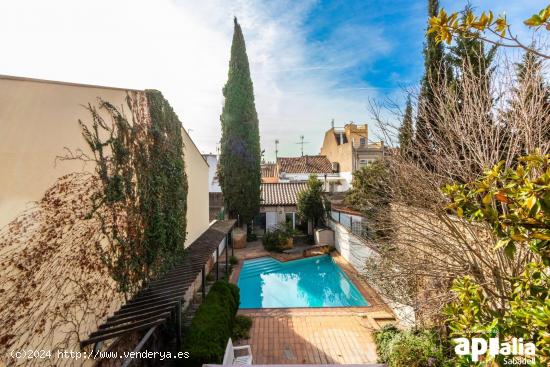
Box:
[449,6,496,118]
[398,96,414,157]
[218,18,262,226]
[415,0,452,158]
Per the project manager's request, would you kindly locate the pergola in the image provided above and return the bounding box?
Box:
[80,219,236,363]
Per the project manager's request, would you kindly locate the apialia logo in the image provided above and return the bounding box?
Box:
[454,337,536,363]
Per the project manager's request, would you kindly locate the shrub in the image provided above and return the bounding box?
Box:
[183,281,240,367]
[229,255,239,266]
[262,229,290,252]
[374,324,400,363]
[232,315,253,340]
[297,175,326,227]
[387,331,446,367]
[262,223,296,252]
[374,325,448,367]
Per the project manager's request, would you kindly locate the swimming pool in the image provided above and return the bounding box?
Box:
[237,255,369,308]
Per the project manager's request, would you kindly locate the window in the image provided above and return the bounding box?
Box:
[285,212,295,229]
[359,137,366,146]
[359,159,374,167]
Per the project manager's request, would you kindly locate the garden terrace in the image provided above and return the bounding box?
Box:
[80,219,236,352]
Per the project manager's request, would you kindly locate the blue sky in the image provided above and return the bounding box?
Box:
[300,0,425,91]
[0,0,547,160]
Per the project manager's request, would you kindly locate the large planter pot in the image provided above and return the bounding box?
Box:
[280,237,293,250]
[232,228,246,249]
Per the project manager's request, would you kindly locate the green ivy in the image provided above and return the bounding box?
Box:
[78,91,188,293]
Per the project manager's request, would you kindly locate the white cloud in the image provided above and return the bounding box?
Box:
[0,0,389,161]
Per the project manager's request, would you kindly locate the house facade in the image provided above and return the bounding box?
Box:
[258,182,307,232]
[320,123,385,188]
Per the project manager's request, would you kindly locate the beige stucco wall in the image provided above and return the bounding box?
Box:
[320,129,353,172]
[0,75,209,246]
[0,76,132,228]
[181,128,210,246]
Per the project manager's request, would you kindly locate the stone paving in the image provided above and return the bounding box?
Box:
[237,308,385,364]
[230,240,396,364]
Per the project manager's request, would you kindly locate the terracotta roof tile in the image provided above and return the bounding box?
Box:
[261,183,308,206]
[261,163,277,178]
[277,155,333,174]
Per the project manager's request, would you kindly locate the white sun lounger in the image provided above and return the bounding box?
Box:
[222,338,253,365]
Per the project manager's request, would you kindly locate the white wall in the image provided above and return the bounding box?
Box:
[339,172,353,191]
[329,218,416,328]
[266,212,278,231]
[328,220,377,273]
[204,154,221,193]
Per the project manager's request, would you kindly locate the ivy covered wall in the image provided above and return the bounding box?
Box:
[78,90,188,293]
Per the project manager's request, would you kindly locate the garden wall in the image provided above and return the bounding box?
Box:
[0,75,210,366]
[328,219,378,273]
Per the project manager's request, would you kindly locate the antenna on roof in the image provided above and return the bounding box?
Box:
[295,135,310,156]
[275,139,279,160]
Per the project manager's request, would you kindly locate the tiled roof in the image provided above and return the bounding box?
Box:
[261,183,308,206]
[277,155,333,174]
[261,163,277,178]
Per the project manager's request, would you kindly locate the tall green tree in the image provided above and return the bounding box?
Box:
[415,0,452,158]
[449,6,496,118]
[398,96,413,156]
[218,18,261,226]
[297,175,326,228]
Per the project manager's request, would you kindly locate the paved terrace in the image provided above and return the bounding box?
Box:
[230,241,395,364]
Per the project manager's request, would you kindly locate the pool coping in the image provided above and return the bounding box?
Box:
[230,250,394,316]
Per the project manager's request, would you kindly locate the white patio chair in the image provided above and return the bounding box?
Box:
[222,338,253,365]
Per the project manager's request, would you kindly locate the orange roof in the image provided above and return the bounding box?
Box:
[261,183,308,206]
[277,155,333,174]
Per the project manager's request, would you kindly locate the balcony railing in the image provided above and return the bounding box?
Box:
[330,209,370,239]
[351,141,385,150]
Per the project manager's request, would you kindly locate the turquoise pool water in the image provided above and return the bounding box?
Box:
[237,255,369,308]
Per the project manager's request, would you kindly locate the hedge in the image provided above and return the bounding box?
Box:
[183,281,240,366]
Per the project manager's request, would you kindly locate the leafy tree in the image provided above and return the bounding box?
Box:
[218,18,262,226]
[444,153,550,260]
[345,159,393,240]
[444,153,550,366]
[428,5,550,59]
[297,175,326,227]
[345,159,392,215]
[398,96,413,156]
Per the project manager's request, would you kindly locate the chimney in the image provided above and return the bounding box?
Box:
[331,118,334,129]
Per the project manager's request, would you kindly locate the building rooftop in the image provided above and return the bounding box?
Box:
[277,155,333,174]
[261,182,308,206]
[261,162,277,178]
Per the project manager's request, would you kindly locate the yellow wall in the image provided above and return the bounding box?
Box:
[0,75,209,246]
[181,128,210,246]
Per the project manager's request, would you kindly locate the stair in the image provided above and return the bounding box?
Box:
[182,262,230,328]
[238,257,282,279]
